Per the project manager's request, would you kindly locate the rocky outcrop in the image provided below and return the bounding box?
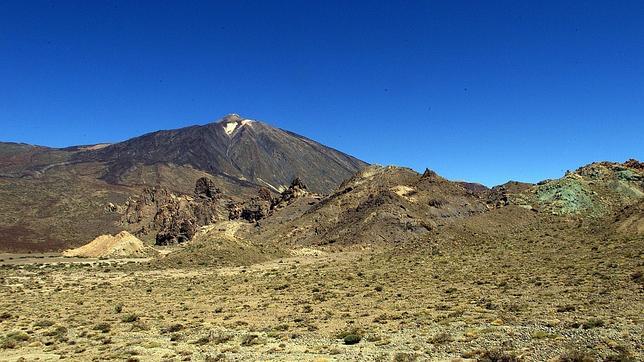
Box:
[228,178,313,223]
[194,177,221,200]
[624,159,644,171]
[272,178,310,208]
[122,179,229,245]
[486,181,534,208]
[136,176,314,243]
[249,166,490,247]
[239,199,272,223]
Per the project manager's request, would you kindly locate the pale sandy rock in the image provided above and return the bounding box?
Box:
[62,231,153,258]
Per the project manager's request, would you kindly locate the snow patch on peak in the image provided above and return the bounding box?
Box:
[223,122,238,135]
[223,119,254,136]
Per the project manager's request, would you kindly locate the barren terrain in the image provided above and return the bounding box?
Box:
[1,212,641,361]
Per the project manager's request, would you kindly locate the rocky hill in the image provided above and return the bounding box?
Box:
[496,160,644,216]
[240,165,491,247]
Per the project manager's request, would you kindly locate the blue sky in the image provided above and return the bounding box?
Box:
[1,1,642,186]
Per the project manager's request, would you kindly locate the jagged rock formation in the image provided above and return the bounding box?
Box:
[194,177,222,200]
[122,177,230,245]
[229,177,315,223]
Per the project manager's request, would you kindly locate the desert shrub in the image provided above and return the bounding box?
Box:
[240,334,262,346]
[93,323,111,333]
[161,324,183,334]
[393,352,417,362]
[1,337,17,349]
[429,332,453,344]
[463,349,521,362]
[121,314,138,323]
[604,348,637,362]
[211,332,233,345]
[272,323,289,331]
[194,335,211,345]
[343,334,361,345]
[129,321,149,332]
[581,318,605,329]
[557,350,595,362]
[556,305,576,313]
[1,330,30,349]
[6,331,29,342]
[114,303,123,313]
[531,330,557,339]
[335,327,362,339]
[34,319,55,328]
[193,330,232,345]
[43,326,67,338]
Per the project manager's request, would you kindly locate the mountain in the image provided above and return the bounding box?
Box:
[74,114,366,194]
[0,115,367,251]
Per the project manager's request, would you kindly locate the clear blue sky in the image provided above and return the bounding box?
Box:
[1,1,642,186]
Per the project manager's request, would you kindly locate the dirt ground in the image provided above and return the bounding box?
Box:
[0,234,641,362]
